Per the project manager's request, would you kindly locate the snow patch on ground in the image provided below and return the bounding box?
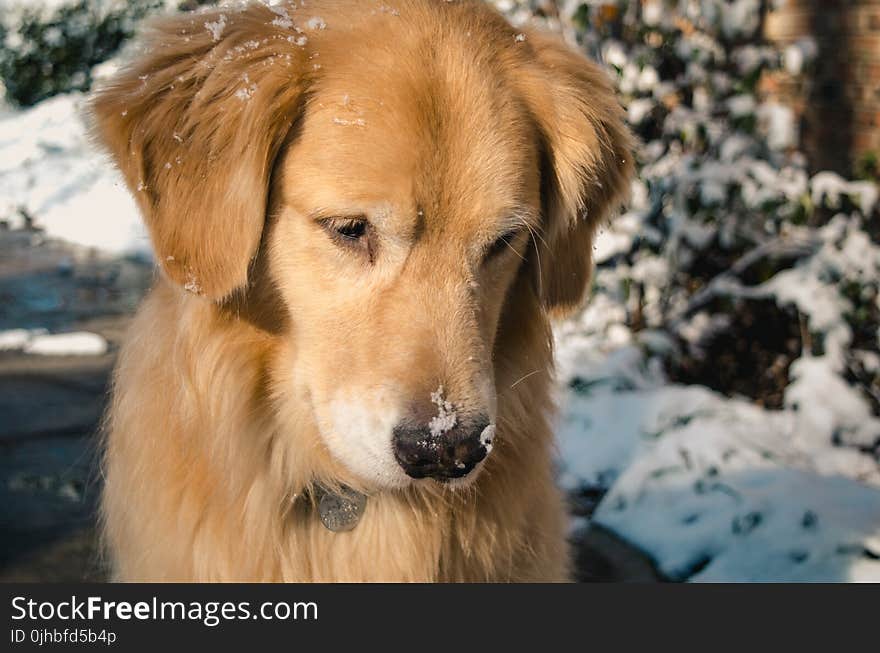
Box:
[0,328,108,356]
[0,328,35,350]
[554,277,880,582]
[554,346,880,582]
[0,92,150,256]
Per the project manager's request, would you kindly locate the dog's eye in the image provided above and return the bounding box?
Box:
[322,217,369,245]
[485,228,523,260]
[321,216,374,261]
[332,218,367,241]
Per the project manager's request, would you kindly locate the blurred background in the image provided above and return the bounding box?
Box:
[0,0,878,582]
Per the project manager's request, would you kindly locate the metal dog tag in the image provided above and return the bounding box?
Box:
[317,485,367,532]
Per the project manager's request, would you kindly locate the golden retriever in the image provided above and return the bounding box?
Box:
[91,0,633,581]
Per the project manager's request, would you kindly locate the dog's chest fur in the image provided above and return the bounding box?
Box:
[101,283,570,581]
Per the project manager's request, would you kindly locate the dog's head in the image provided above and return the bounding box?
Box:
[92,0,633,490]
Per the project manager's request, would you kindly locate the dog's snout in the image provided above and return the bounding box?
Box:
[392,418,493,481]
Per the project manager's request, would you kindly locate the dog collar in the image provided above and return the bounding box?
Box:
[313,484,367,532]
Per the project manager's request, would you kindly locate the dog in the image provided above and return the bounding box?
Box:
[91,0,633,581]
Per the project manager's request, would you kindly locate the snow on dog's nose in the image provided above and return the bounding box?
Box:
[392,387,494,481]
[392,417,494,481]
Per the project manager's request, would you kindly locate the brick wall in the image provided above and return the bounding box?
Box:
[763,0,880,175]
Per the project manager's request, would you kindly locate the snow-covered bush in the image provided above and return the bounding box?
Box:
[0,1,208,107]
[504,0,878,425]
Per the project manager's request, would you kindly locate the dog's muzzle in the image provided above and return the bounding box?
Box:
[392,419,494,481]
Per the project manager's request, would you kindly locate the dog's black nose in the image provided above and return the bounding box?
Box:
[392,418,493,481]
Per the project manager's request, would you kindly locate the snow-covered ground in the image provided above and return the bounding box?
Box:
[0,328,108,355]
[0,92,149,255]
[554,312,880,582]
[2,0,879,581]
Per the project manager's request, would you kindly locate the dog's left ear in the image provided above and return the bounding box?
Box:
[90,5,309,299]
[515,31,635,317]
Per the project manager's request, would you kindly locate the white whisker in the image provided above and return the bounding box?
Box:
[510,369,541,388]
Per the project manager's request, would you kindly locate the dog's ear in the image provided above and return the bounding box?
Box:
[91,5,309,299]
[516,31,635,317]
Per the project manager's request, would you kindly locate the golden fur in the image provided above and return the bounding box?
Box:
[91,0,633,582]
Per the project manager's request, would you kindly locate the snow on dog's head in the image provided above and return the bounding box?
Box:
[91,0,633,490]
